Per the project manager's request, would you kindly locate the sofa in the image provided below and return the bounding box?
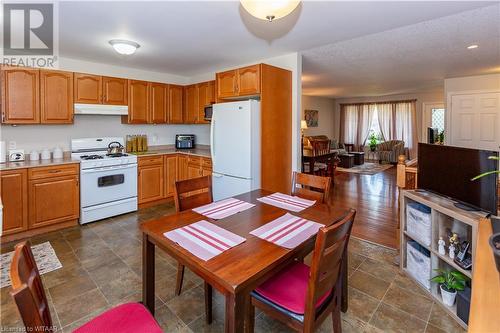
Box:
[303,135,347,155]
[376,140,405,164]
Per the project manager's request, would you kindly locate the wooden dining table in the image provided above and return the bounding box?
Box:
[302,150,339,175]
[141,189,350,333]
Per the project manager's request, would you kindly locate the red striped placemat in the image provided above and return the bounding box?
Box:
[250,213,323,249]
[192,198,255,220]
[257,193,316,212]
[164,220,246,261]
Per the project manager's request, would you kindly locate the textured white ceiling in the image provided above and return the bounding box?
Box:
[58,1,495,81]
[302,4,500,97]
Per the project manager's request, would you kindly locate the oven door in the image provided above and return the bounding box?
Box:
[80,164,137,208]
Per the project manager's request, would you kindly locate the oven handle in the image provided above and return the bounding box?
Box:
[81,163,137,174]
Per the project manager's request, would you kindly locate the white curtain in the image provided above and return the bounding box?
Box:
[377,103,394,141]
[342,105,359,146]
[395,101,418,158]
[357,104,376,148]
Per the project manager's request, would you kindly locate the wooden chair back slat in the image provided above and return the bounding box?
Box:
[174,175,213,212]
[303,209,356,328]
[291,172,331,203]
[10,241,53,332]
[310,139,331,156]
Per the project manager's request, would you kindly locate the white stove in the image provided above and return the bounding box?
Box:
[71,137,138,224]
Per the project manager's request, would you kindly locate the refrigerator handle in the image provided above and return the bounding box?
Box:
[210,112,215,164]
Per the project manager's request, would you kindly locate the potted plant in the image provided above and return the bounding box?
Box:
[369,133,378,152]
[438,130,445,144]
[430,269,468,306]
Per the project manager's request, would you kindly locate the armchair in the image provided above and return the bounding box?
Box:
[376,140,405,164]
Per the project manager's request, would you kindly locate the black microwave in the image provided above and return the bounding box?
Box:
[204,105,213,121]
[175,134,195,149]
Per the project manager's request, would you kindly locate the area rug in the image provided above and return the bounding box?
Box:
[0,242,62,288]
[337,162,393,175]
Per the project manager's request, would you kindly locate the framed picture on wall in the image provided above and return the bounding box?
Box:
[304,109,318,127]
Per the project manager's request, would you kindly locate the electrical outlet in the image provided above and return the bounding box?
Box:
[8,141,16,149]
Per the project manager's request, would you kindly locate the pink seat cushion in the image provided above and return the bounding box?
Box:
[254,262,331,314]
[73,303,162,333]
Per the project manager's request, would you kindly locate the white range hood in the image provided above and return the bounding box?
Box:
[74,103,128,115]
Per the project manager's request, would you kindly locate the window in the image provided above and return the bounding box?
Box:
[431,108,445,133]
[368,107,382,142]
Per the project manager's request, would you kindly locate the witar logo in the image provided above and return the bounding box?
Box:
[2,2,59,68]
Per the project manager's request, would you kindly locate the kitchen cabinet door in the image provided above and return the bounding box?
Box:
[197,82,211,124]
[187,164,202,179]
[74,73,102,104]
[168,85,183,123]
[1,66,40,124]
[184,84,198,124]
[216,70,237,99]
[150,83,168,124]
[238,65,260,96]
[0,169,28,235]
[207,80,216,104]
[102,76,128,105]
[177,155,188,181]
[40,70,74,124]
[128,80,150,124]
[164,155,177,197]
[138,164,164,204]
[29,175,79,229]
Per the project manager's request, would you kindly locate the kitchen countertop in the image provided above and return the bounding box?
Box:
[0,145,211,171]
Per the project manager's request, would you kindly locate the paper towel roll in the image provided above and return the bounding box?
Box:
[0,141,6,163]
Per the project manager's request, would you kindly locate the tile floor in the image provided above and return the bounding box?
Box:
[1,204,466,333]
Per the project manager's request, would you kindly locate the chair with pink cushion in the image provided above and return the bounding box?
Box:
[9,241,163,333]
[246,209,356,333]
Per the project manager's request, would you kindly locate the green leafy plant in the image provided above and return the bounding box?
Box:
[430,269,468,292]
[438,130,445,144]
[471,156,499,181]
[369,133,378,151]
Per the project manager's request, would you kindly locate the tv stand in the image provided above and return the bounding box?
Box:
[454,202,481,212]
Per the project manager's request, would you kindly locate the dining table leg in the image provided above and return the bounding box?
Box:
[142,233,156,315]
[225,292,246,333]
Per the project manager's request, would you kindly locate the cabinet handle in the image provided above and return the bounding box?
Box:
[48,170,61,173]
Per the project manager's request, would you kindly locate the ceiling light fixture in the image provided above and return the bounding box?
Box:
[109,39,140,55]
[467,44,479,50]
[240,0,300,22]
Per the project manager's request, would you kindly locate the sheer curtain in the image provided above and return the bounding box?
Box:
[377,103,394,141]
[342,105,359,146]
[357,104,375,149]
[395,101,418,158]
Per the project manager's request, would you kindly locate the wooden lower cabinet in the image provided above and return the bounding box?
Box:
[29,175,79,229]
[0,169,28,235]
[177,155,189,181]
[138,157,164,204]
[164,155,177,197]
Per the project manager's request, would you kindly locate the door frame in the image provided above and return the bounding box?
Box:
[422,102,445,143]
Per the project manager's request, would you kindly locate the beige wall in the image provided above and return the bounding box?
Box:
[301,95,336,138]
[333,89,445,142]
[444,74,500,99]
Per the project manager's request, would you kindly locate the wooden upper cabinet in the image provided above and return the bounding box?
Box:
[216,65,260,99]
[207,80,215,104]
[150,83,168,124]
[184,84,198,124]
[238,65,260,96]
[128,80,150,124]
[168,84,183,124]
[102,76,128,105]
[74,73,102,104]
[196,81,215,124]
[1,66,40,124]
[40,70,74,124]
[1,169,28,235]
[217,70,238,99]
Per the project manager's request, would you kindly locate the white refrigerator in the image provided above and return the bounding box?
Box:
[211,100,261,201]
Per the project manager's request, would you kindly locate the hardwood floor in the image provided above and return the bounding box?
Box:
[330,166,399,249]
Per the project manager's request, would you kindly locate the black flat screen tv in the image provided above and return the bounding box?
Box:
[418,143,499,215]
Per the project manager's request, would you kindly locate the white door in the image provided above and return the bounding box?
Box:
[450,93,500,150]
[422,103,445,142]
[211,101,252,178]
[212,172,252,201]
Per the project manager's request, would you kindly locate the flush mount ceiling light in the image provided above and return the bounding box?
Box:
[467,44,479,49]
[240,0,300,22]
[109,39,140,55]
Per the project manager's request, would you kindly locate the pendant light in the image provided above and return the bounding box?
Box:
[240,0,301,22]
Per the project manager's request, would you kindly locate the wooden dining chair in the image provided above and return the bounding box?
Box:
[10,241,162,333]
[246,209,356,333]
[308,139,331,175]
[292,171,331,203]
[173,175,214,323]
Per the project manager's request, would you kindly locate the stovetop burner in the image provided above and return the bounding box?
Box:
[80,155,104,160]
[106,153,129,158]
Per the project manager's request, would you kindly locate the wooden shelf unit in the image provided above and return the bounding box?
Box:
[400,190,487,330]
